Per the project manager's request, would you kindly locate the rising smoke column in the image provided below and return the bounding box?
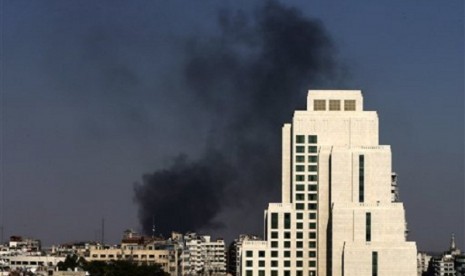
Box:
[134,0,342,238]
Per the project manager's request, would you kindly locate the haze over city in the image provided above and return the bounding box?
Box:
[0,0,463,254]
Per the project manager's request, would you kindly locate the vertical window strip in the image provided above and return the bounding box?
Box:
[359,155,365,202]
[372,251,378,276]
[366,212,371,242]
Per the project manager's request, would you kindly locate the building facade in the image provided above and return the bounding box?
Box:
[241,90,417,276]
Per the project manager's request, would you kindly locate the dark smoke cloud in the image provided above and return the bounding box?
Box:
[134,0,342,238]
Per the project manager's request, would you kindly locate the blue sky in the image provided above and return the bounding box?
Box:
[1,0,463,251]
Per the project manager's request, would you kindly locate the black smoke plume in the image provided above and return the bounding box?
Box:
[134,1,341,239]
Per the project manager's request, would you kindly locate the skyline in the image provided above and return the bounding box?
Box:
[0,0,463,252]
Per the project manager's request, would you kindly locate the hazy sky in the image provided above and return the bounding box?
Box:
[1,0,463,252]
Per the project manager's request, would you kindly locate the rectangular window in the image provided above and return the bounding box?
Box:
[296,232,303,239]
[296,165,305,172]
[309,185,317,191]
[284,213,291,229]
[308,135,317,144]
[314,100,326,111]
[259,260,265,267]
[284,271,290,276]
[259,271,265,276]
[309,223,316,229]
[366,212,371,242]
[284,232,291,239]
[246,260,253,267]
[308,175,317,182]
[309,232,316,239]
[296,175,305,182]
[309,251,316,258]
[246,251,253,257]
[259,251,266,258]
[308,203,317,210]
[271,241,278,248]
[309,261,316,267]
[271,213,278,229]
[309,242,316,248]
[309,213,316,219]
[271,232,278,239]
[296,194,305,201]
[296,222,303,229]
[296,185,305,191]
[329,99,341,111]
[308,165,317,171]
[296,146,305,153]
[284,251,291,257]
[271,260,278,267]
[296,155,305,163]
[308,194,317,201]
[344,99,356,111]
[296,260,303,267]
[308,156,318,163]
[246,271,253,276]
[308,146,318,153]
[372,251,378,276]
[296,241,303,248]
[284,260,291,267]
[271,251,278,258]
[296,213,303,219]
[359,155,365,202]
[271,271,278,276]
[296,251,303,257]
[296,135,305,143]
[296,203,305,210]
[297,271,303,276]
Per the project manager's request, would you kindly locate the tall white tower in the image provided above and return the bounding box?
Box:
[241,90,417,276]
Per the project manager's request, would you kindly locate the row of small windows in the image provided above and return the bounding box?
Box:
[246,250,317,260]
[296,146,318,153]
[271,231,316,240]
[295,194,317,201]
[245,270,316,276]
[270,241,317,248]
[314,99,356,111]
[246,260,317,268]
[295,165,318,172]
[296,175,318,182]
[296,203,317,210]
[295,155,318,163]
[295,184,317,191]
[295,135,317,144]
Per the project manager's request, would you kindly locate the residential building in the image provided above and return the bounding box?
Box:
[241,90,417,276]
[228,235,262,276]
[418,252,432,276]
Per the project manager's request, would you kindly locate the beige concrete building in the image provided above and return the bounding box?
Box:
[241,90,417,276]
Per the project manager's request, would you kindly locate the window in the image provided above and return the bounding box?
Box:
[259,251,266,258]
[308,146,318,153]
[284,260,291,267]
[308,194,317,201]
[314,100,326,111]
[297,271,303,276]
[296,185,305,191]
[271,251,278,258]
[284,241,291,248]
[296,260,303,267]
[271,241,278,248]
[359,155,365,202]
[284,251,290,257]
[259,271,265,276]
[296,155,305,163]
[296,241,303,248]
[309,251,316,257]
[308,175,317,181]
[296,165,305,172]
[296,175,305,182]
[296,213,303,219]
[296,232,303,239]
[246,260,253,267]
[308,135,317,144]
[309,185,317,191]
[284,232,291,239]
[296,146,305,153]
[329,100,341,111]
[296,194,305,201]
[309,242,316,248]
[271,213,278,229]
[308,165,317,171]
[372,251,378,276]
[284,213,291,229]
[271,271,278,276]
[344,100,356,111]
[296,135,305,143]
[271,232,278,239]
[309,213,316,219]
[308,156,318,163]
[271,260,278,267]
[296,251,303,257]
[259,260,265,267]
[366,212,371,242]
[296,203,305,210]
[309,232,316,239]
[296,222,303,229]
[308,203,317,210]
[309,223,316,229]
[309,260,316,267]
[246,271,253,276]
